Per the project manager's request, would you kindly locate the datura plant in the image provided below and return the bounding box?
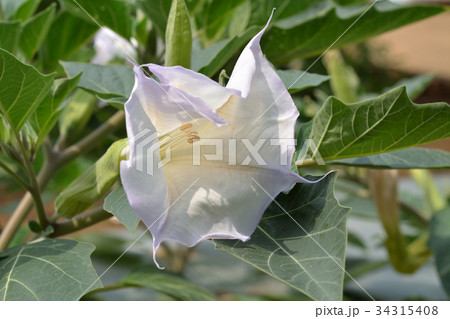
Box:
[0,0,449,301]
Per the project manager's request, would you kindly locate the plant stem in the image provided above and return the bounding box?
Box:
[50,207,112,237]
[342,172,429,227]
[0,158,54,250]
[56,111,125,167]
[11,125,48,230]
[296,158,318,167]
[0,110,125,250]
[0,161,32,192]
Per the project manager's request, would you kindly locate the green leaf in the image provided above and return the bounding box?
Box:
[56,139,128,218]
[103,186,140,233]
[1,0,40,22]
[19,4,56,60]
[121,267,216,301]
[165,0,192,68]
[247,0,318,27]
[198,0,246,45]
[191,26,258,77]
[363,74,435,101]
[262,1,445,64]
[0,239,102,300]
[136,0,172,37]
[60,62,134,99]
[428,208,450,298]
[0,49,54,131]
[42,12,98,70]
[228,0,252,38]
[276,69,330,94]
[59,0,133,39]
[0,21,22,53]
[30,73,81,149]
[214,172,350,301]
[27,220,42,233]
[329,148,450,169]
[98,96,128,109]
[384,74,435,100]
[302,87,450,163]
[58,89,96,137]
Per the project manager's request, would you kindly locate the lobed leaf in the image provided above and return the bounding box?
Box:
[302,87,450,163]
[0,49,54,131]
[328,148,450,169]
[214,172,350,301]
[0,239,102,300]
[61,62,134,100]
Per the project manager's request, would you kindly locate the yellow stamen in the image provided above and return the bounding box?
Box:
[187,136,200,144]
[180,123,193,131]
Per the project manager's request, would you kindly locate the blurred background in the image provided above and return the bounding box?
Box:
[0,0,449,301]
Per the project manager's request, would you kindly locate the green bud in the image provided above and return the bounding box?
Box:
[165,0,192,68]
[55,139,128,218]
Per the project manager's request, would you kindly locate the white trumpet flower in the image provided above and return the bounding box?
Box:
[120,14,317,268]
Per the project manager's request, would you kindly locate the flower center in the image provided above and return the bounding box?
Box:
[159,123,200,158]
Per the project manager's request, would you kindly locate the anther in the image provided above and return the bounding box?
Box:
[180,123,193,131]
[187,136,200,144]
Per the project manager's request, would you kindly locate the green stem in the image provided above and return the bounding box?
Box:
[56,111,125,168]
[11,125,48,230]
[50,207,112,237]
[296,158,318,168]
[0,161,32,192]
[342,173,429,227]
[0,158,54,250]
[0,110,125,251]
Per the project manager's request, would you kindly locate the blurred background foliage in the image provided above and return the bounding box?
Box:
[0,0,449,300]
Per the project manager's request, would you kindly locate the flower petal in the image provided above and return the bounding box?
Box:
[226,10,274,98]
[146,63,241,110]
[130,63,226,135]
[121,66,170,269]
[224,9,300,177]
[148,159,302,250]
